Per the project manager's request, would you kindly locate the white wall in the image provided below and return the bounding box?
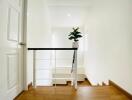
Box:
[51,27,84,68]
[84,0,132,94]
[26,0,86,85]
[27,0,51,85]
[27,0,51,48]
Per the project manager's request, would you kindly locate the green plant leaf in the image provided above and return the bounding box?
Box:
[68,27,83,41]
[69,36,75,40]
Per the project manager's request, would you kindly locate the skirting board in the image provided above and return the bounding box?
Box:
[102,82,107,86]
[28,82,33,90]
[14,82,32,99]
[85,78,92,86]
[109,80,132,99]
[13,91,25,100]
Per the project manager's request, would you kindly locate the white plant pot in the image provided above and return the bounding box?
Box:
[72,42,79,48]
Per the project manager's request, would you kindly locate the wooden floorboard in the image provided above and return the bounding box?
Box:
[15,81,130,100]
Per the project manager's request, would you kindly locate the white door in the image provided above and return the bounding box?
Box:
[0,0,25,99]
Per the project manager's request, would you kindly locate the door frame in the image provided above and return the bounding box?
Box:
[22,0,28,90]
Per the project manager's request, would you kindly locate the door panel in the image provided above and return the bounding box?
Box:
[7,54,18,89]
[0,0,24,99]
[8,6,19,42]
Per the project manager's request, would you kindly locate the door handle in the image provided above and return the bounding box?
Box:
[19,42,26,46]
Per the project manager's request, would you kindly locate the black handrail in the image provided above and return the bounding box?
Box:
[28,48,77,50]
[28,48,77,73]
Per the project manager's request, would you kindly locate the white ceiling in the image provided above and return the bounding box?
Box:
[47,0,92,6]
[47,0,91,27]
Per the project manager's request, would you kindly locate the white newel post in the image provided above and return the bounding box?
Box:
[33,50,36,88]
[71,41,78,89]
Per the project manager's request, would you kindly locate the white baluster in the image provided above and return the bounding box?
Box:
[33,50,36,88]
[74,50,77,89]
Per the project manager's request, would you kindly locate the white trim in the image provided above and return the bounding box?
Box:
[22,0,28,90]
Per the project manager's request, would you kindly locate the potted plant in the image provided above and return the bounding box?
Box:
[68,27,83,48]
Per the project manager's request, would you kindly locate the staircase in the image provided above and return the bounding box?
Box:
[52,73,86,85]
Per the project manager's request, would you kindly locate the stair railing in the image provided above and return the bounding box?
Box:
[28,48,78,89]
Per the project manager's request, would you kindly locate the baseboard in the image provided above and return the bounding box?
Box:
[85,78,92,86]
[28,82,32,90]
[53,84,68,86]
[109,80,132,99]
[102,82,107,86]
[14,83,32,100]
[13,90,25,100]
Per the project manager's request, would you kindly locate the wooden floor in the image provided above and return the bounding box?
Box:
[15,81,130,100]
